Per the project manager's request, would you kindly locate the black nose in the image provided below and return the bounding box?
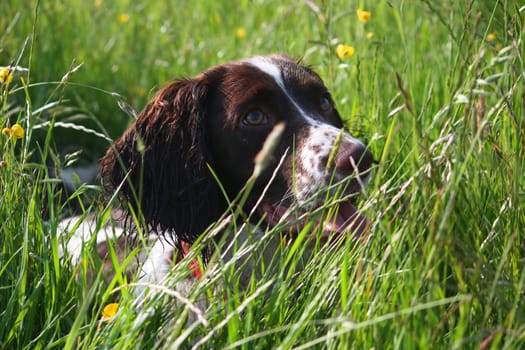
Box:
[335,142,374,175]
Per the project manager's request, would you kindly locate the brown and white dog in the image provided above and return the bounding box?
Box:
[60,54,374,298]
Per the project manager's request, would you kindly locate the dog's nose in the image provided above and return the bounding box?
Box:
[335,142,374,175]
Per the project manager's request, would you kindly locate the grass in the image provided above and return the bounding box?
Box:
[1,0,524,348]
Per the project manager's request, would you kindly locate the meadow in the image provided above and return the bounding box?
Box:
[1,0,524,348]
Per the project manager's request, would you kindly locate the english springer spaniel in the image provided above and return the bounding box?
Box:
[61,54,374,297]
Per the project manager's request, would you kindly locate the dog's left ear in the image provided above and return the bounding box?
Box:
[101,78,221,244]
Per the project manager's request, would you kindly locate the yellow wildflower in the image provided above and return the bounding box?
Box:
[0,67,13,84]
[357,8,372,23]
[486,33,496,42]
[366,32,374,39]
[136,86,147,97]
[117,14,130,24]
[101,303,119,321]
[236,27,246,40]
[10,124,24,139]
[336,44,355,59]
[213,13,221,25]
[2,124,24,139]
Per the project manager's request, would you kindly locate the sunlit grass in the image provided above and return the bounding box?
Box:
[1,0,524,348]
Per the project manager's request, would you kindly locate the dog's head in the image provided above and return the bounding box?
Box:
[101,54,374,248]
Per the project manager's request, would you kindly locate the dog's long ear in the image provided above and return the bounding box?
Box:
[100,78,220,244]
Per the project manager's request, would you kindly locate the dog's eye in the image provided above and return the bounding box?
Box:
[243,110,267,126]
[320,96,332,112]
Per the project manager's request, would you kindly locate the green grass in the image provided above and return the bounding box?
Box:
[1,0,524,348]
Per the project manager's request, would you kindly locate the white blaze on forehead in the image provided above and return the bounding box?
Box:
[244,56,286,90]
[244,56,320,126]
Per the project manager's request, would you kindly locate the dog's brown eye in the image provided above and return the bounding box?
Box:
[243,110,267,126]
[320,96,332,112]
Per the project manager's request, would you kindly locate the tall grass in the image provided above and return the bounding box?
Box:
[1,0,524,348]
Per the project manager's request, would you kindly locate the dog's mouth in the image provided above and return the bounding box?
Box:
[259,199,368,244]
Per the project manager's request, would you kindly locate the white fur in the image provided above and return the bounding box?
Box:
[58,215,126,264]
[296,124,368,201]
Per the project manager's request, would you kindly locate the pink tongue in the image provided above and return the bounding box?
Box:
[323,201,368,238]
[260,201,368,241]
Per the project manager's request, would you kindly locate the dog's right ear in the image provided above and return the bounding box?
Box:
[100,78,220,244]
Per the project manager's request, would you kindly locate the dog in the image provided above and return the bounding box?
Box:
[60,54,374,300]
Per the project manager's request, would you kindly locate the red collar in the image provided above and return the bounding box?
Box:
[180,241,202,279]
